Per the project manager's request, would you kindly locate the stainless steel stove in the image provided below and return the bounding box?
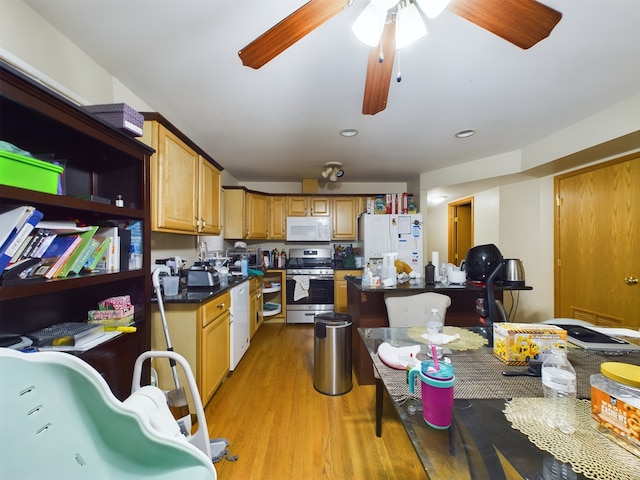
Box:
[285,248,334,324]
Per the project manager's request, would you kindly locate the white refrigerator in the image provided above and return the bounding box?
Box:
[359,214,423,270]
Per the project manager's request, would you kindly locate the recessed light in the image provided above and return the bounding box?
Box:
[340,128,359,137]
[455,129,475,138]
[430,195,448,204]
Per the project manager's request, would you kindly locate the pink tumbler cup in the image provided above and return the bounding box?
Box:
[408,360,455,429]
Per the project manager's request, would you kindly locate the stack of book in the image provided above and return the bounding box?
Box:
[0,205,139,280]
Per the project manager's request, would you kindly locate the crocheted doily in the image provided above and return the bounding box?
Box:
[407,325,486,351]
[504,398,640,480]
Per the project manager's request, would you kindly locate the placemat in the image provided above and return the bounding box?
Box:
[504,398,640,480]
[407,325,486,351]
[372,347,640,403]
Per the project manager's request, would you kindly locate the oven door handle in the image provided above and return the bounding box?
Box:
[286,274,334,281]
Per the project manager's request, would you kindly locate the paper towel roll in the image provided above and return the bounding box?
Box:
[431,252,440,281]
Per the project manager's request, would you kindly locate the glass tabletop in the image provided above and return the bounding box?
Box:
[357,327,640,480]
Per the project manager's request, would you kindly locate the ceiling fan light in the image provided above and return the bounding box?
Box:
[352,3,387,47]
[416,0,451,19]
[396,3,427,49]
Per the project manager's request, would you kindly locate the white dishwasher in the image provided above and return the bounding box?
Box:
[229,282,250,370]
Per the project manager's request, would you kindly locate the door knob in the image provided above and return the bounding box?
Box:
[624,277,639,285]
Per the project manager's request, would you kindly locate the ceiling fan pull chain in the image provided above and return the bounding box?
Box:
[396,50,402,82]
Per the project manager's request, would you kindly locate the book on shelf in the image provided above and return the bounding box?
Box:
[31,234,83,279]
[67,237,100,275]
[83,236,112,272]
[93,227,120,273]
[0,207,44,273]
[0,205,35,251]
[56,225,99,277]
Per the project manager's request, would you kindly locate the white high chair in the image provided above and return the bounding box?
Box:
[0,348,216,480]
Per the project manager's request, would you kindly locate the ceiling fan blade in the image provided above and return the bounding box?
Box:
[449,0,562,49]
[238,0,349,69]
[362,19,396,116]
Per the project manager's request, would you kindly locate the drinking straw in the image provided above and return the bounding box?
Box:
[431,345,440,371]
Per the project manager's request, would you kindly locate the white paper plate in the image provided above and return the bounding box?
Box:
[377,342,421,370]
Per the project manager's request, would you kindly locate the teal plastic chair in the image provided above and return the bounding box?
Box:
[0,348,216,479]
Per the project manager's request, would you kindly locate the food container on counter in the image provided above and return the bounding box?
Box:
[590,362,640,457]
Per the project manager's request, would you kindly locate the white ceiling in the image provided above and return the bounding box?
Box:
[24,0,640,184]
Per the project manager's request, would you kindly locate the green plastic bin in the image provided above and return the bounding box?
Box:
[0,150,63,194]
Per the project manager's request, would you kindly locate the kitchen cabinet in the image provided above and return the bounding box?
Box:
[269,196,286,239]
[263,270,285,323]
[332,197,359,240]
[0,61,152,401]
[142,114,222,235]
[334,270,362,313]
[151,291,230,409]
[287,196,330,217]
[223,187,268,239]
[246,192,268,239]
[249,276,264,338]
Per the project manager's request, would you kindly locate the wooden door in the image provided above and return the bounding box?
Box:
[448,197,474,266]
[555,153,640,329]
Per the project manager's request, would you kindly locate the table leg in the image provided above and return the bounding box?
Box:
[376,375,383,437]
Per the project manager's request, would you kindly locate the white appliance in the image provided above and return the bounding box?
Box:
[359,214,423,269]
[286,216,331,242]
[229,282,250,370]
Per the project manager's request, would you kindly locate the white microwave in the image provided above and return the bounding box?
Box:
[286,217,331,242]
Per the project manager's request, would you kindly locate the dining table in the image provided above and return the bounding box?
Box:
[358,326,640,480]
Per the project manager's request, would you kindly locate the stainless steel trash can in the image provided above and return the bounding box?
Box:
[313,312,352,395]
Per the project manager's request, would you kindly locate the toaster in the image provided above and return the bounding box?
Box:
[187,269,219,288]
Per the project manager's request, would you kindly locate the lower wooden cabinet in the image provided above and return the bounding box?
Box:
[334,270,362,313]
[151,291,230,409]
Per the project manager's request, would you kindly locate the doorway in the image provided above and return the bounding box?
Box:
[448,197,474,266]
[554,153,640,329]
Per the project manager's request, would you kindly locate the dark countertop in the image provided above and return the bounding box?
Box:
[151,275,252,304]
[345,275,532,292]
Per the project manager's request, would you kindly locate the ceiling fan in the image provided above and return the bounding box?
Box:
[238,0,562,115]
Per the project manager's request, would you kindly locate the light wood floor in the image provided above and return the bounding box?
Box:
[204,323,426,479]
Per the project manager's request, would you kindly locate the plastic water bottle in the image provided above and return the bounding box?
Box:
[426,308,444,359]
[541,349,577,434]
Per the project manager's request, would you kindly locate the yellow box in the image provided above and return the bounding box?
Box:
[493,323,567,365]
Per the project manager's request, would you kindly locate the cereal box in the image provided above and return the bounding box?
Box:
[493,323,567,365]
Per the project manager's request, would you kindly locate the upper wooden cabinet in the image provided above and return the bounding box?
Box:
[224,187,268,239]
[332,197,359,240]
[142,114,222,235]
[198,157,222,235]
[269,196,286,240]
[225,189,366,240]
[246,192,268,239]
[287,196,330,216]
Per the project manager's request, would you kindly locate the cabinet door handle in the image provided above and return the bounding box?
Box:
[217,303,225,309]
[624,276,639,285]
